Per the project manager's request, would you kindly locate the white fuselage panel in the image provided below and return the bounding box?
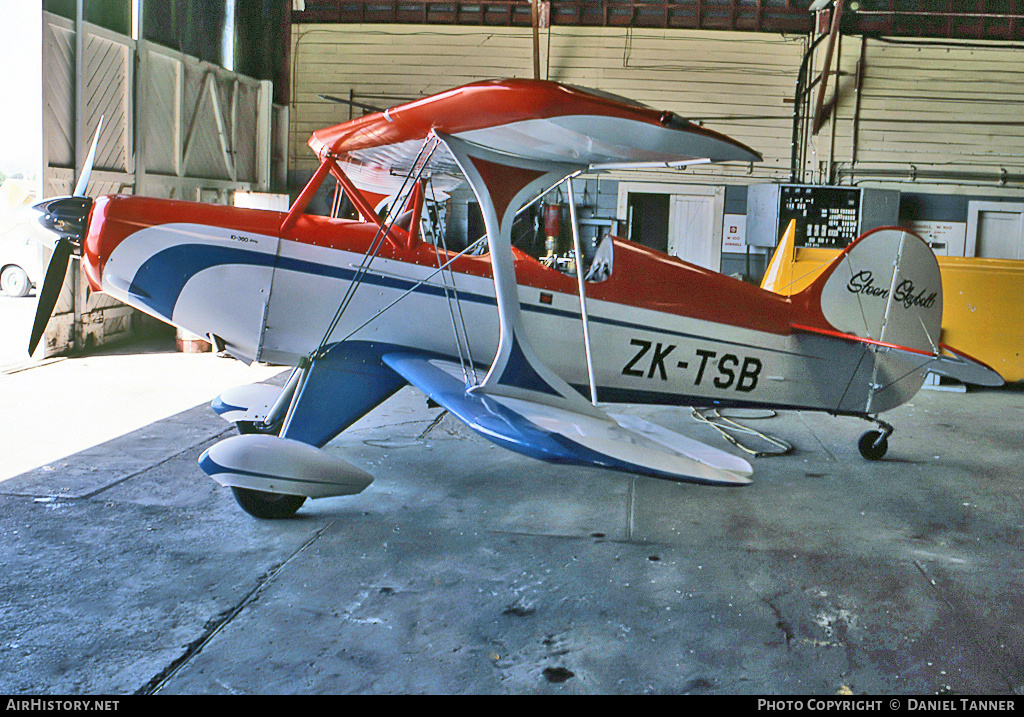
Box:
[101,226,914,414]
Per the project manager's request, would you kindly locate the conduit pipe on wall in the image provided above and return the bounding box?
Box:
[835,165,1024,187]
[790,32,829,183]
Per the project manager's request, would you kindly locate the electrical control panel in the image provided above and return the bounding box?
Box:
[746,184,899,249]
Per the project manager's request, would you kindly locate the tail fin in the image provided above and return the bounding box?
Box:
[800,226,943,354]
[760,219,798,295]
[792,227,1002,405]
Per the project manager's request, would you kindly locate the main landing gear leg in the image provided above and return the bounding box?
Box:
[858,417,894,461]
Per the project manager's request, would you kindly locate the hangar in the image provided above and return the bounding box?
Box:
[1,0,1023,696]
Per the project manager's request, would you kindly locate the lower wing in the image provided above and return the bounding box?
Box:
[382,351,752,487]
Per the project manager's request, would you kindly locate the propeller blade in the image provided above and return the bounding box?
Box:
[27,118,102,356]
[27,239,74,356]
[73,116,104,197]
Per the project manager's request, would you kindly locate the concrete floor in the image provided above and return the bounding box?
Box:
[0,294,37,367]
[1,339,1023,695]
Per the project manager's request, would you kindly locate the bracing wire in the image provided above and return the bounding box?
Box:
[431,236,472,383]
[312,137,439,360]
[424,173,471,384]
[335,236,488,344]
[428,172,478,386]
[437,179,478,383]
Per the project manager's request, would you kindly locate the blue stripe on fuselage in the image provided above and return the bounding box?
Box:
[129,244,275,319]
[127,242,807,359]
[127,243,497,320]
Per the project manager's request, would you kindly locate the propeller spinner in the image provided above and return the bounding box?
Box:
[27,118,103,356]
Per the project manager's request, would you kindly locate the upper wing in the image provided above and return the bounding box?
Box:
[308,78,761,189]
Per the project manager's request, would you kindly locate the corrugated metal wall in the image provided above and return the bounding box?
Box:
[818,36,1024,188]
[290,23,1024,194]
[288,23,805,184]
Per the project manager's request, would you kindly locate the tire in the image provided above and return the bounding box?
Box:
[230,420,302,517]
[858,430,888,461]
[1,265,31,297]
[231,487,307,519]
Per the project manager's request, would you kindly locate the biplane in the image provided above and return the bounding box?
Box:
[28,79,1001,518]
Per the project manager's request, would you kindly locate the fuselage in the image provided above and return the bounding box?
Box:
[82,194,917,416]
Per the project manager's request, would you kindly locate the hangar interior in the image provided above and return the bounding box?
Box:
[1,0,1024,696]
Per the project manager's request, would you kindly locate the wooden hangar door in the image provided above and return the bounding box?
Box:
[617,182,725,272]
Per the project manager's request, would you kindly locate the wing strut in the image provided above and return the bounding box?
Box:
[426,131,751,485]
[435,131,604,415]
[565,175,599,406]
[280,156,336,234]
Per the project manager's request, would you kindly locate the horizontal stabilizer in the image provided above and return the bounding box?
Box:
[792,324,1004,387]
[199,434,374,498]
[931,345,1004,387]
[383,352,752,486]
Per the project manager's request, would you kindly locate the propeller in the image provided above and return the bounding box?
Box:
[27,117,103,356]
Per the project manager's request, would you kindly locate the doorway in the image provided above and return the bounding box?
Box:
[966,202,1024,260]
[618,183,725,271]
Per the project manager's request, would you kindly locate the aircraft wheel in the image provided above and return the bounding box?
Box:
[858,430,888,461]
[1,265,31,297]
[231,487,307,519]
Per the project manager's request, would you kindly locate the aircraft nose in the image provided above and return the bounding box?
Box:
[26,196,94,355]
[33,196,91,241]
[81,195,116,291]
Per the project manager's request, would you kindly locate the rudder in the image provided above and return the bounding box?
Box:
[802,226,943,355]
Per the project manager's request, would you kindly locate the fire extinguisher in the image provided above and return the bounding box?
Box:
[542,203,561,259]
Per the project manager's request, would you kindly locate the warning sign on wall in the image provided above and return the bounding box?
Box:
[723,214,746,253]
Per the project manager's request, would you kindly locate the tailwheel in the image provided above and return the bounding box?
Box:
[858,418,894,461]
[231,487,307,519]
[858,430,889,460]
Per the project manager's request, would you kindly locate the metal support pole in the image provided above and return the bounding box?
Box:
[279,358,312,437]
[531,0,541,80]
[262,366,306,429]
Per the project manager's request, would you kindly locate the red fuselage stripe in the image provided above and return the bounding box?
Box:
[791,323,936,357]
[85,195,815,337]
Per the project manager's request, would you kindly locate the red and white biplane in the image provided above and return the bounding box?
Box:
[29,79,1001,518]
